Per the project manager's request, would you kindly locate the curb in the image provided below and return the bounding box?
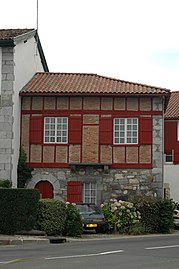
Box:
[0,237,50,246]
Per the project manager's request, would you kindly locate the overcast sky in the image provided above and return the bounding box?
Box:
[1,0,179,90]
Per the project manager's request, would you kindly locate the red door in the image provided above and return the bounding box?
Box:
[35,181,54,199]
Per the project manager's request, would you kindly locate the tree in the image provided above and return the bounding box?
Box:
[17,148,34,188]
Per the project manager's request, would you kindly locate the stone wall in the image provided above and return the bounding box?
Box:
[28,167,155,204]
[0,47,14,181]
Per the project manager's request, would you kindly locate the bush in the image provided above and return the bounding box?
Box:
[17,147,33,188]
[0,179,11,188]
[63,203,83,237]
[0,188,40,234]
[101,199,141,233]
[36,199,66,236]
[134,197,175,233]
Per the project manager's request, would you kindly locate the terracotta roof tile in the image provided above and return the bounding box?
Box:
[20,72,170,96]
[0,29,34,40]
[165,91,179,118]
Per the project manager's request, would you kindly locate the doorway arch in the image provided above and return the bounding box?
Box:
[35,181,54,199]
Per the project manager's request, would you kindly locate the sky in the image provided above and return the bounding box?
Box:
[1,0,179,91]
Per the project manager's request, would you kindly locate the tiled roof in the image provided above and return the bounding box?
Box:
[165,91,179,119]
[20,72,170,95]
[0,29,34,40]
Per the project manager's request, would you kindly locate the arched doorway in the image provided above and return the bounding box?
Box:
[35,181,54,199]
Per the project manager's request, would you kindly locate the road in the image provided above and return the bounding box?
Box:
[0,234,179,269]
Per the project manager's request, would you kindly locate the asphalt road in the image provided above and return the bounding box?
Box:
[0,234,179,269]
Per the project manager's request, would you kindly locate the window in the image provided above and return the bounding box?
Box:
[83,182,97,204]
[44,117,68,143]
[114,118,138,144]
[165,151,173,163]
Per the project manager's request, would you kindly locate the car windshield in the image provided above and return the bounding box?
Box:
[76,204,101,214]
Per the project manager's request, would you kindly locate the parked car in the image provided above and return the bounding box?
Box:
[75,203,106,233]
[173,203,179,228]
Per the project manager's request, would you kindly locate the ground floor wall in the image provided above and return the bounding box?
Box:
[27,166,162,204]
[164,164,179,202]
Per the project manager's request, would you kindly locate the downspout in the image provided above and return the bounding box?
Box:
[162,95,165,198]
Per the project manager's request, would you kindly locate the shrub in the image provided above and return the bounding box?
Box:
[134,197,175,233]
[101,199,141,233]
[63,203,83,237]
[17,147,33,188]
[36,199,66,236]
[0,179,11,188]
[0,188,40,234]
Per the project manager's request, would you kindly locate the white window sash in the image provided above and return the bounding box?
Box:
[44,117,68,144]
[113,118,138,144]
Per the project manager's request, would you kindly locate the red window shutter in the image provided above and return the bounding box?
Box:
[139,117,152,144]
[30,116,43,144]
[99,118,112,144]
[67,181,82,203]
[69,117,82,144]
[164,121,177,153]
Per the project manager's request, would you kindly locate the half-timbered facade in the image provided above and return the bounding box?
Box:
[164,91,179,201]
[20,72,170,203]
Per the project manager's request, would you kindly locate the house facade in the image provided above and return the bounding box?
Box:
[20,72,170,204]
[0,29,48,187]
[164,91,179,202]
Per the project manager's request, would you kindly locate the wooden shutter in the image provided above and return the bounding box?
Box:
[139,117,152,144]
[69,117,82,144]
[67,181,82,203]
[30,116,43,144]
[99,118,112,144]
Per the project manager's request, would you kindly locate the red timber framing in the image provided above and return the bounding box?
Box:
[21,95,162,169]
[164,120,179,164]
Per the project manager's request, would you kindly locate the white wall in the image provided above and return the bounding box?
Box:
[164,164,179,202]
[0,47,2,94]
[11,36,45,187]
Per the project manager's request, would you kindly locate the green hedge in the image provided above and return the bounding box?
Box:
[0,188,40,234]
[63,203,82,236]
[134,197,175,233]
[36,199,66,236]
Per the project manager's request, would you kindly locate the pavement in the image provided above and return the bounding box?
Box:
[0,230,179,245]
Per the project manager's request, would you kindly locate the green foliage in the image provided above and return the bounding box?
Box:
[63,203,83,237]
[36,199,66,236]
[17,147,33,188]
[0,179,11,188]
[101,199,141,233]
[134,197,175,233]
[0,188,40,234]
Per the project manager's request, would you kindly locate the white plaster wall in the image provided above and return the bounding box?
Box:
[0,47,2,94]
[164,164,179,202]
[12,36,45,187]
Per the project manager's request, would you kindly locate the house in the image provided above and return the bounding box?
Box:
[20,72,170,204]
[164,91,179,202]
[0,29,48,188]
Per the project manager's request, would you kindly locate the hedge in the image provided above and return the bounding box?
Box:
[36,199,66,236]
[0,188,40,234]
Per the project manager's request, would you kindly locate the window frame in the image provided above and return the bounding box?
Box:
[113,117,138,145]
[44,116,68,144]
[83,182,97,204]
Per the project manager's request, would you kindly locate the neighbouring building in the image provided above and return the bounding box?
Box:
[20,72,170,204]
[164,91,179,202]
[0,29,48,187]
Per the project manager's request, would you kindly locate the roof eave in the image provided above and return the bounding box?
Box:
[34,32,49,72]
[0,39,15,47]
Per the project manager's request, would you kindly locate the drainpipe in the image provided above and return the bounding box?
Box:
[162,96,165,199]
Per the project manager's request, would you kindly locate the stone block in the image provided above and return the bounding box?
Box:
[82,126,99,163]
[69,145,81,163]
[100,145,112,163]
[113,146,125,163]
[83,114,99,125]
[30,145,42,162]
[43,146,55,162]
[126,147,138,163]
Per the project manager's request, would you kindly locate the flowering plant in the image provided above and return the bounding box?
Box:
[101,199,141,233]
